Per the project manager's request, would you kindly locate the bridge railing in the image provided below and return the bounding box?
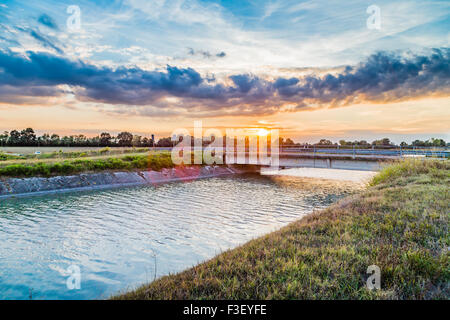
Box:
[151,146,449,159]
[281,147,449,158]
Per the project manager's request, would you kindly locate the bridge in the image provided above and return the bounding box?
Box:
[268,146,449,171]
[163,146,449,172]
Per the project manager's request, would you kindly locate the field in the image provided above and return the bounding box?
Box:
[0,146,128,155]
[0,146,165,156]
[0,147,174,177]
[0,147,151,162]
[114,159,450,300]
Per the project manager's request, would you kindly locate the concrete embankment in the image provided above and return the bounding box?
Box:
[0,166,241,199]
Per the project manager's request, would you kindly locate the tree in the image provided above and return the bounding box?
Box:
[117,131,133,147]
[316,139,333,146]
[157,137,173,147]
[61,136,72,146]
[74,134,87,146]
[372,138,392,146]
[0,131,8,147]
[9,130,20,145]
[20,128,37,145]
[40,133,51,146]
[51,134,60,146]
[132,135,142,147]
[430,138,445,147]
[91,136,100,147]
[358,140,369,146]
[284,138,295,145]
[100,132,112,146]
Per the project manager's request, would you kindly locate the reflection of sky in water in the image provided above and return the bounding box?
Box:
[0,173,363,299]
[262,167,377,183]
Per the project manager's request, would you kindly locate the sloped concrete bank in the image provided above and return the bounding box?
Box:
[0,166,242,199]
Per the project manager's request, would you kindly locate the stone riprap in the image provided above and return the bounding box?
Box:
[0,166,240,199]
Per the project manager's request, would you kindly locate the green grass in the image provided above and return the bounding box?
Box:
[0,147,149,162]
[113,159,449,300]
[370,159,449,186]
[0,153,174,177]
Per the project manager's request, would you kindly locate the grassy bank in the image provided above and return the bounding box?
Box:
[0,147,149,161]
[0,152,174,177]
[114,160,449,300]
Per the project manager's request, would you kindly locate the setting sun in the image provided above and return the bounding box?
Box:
[257,128,269,136]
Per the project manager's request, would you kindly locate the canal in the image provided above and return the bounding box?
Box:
[0,169,371,299]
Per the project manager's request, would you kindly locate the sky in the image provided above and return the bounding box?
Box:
[0,0,449,143]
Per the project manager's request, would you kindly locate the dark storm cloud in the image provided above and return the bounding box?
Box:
[291,49,450,105]
[0,48,449,116]
[0,50,226,105]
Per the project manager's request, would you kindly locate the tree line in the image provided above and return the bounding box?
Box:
[281,137,448,148]
[0,128,156,147]
[0,128,447,148]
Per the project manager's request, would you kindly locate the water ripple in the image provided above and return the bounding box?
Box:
[0,172,363,299]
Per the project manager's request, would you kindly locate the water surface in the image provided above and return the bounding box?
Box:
[0,171,365,299]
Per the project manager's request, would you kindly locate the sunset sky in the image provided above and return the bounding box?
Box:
[0,0,449,143]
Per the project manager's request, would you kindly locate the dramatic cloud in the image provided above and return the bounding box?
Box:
[0,48,449,115]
